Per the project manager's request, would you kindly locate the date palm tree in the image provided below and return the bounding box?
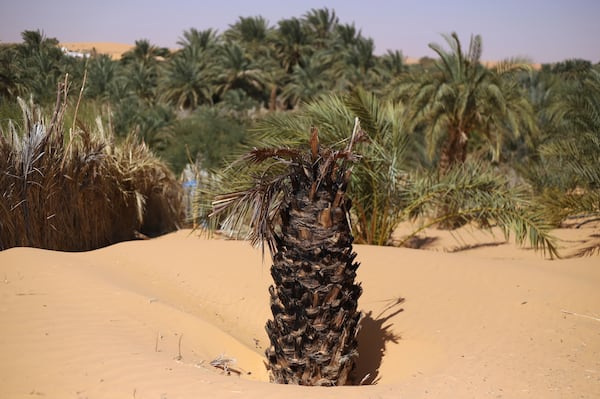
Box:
[0,44,22,99]
[304,7,339,49]
[215,42,266,102]
[530,66,600,242]
[223,16,273,60]
[121,39,169,66]
[177,28,220,51]
[159,46,217,110]
[392,32,536,175]
[280,52,334,107]
[86,54,124,103]
[273,17,311,74]
[211,122,366,386]
[15,30,64,102]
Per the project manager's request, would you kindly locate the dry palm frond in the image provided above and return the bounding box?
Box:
[209,119,365,255]
[0,79,183,251]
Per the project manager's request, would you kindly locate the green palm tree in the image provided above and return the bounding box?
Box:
[273,17,311,74]
[531,66,600,235]
[336,36,379,91]
[177,28,220,52]
[121,39,169,66]
[280,53,334,107]
[392,32,536,175]
[224,16,273,59]
[0,44,22,99]
[377,50,407,86]
[333,23,361,48]
[397,160,558,258]
[215,42,266,102]
[211,122,365,386]
[125,61,158,103]
[159,48,217,110]
[304,7,339,48]
[15,30,64,102]
[86,54,124,103]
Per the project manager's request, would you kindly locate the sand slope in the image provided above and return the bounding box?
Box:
[60,42,134,60]
[1,227,599,398]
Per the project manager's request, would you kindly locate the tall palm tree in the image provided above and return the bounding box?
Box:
[159,47,217,110]
[280,52,334,107]
[211,123,366,386]
[333,23,361,48]
[15,30,64,102]
[125,61,158,103]
[215,42,266,102]
[120,40,169,105]
[177,28,221,53]
[121,39,170,66]
[378,50,407,81]
[273,17,311,74]
[224,16,273,59]
[86,54,123,103]
[335,36,379,91]
[392,32,536,175]
[304,7,339,48]
[530,66,600,234]
[0,44,22,99]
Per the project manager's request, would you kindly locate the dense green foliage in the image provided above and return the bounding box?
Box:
[1,8,598,255]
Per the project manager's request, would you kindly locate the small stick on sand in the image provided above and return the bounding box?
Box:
[210,355,247,376]
[359,373,371,385]
[174,334,183,361]
[561,309,600,322]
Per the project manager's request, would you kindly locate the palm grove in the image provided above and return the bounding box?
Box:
[1,7,599,385]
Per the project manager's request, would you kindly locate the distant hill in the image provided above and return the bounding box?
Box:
[60,42,134,60]
[59,42,541,69]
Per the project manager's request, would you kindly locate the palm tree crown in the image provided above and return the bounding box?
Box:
[392,32,535,174]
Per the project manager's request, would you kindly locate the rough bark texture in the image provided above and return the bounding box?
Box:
[438,127,468,177]
[265,145,363,386]
[437,127,470,229]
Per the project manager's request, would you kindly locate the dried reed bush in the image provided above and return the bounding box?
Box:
[112,133,184,236]
[0,85,183,251]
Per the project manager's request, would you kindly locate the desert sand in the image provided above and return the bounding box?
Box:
[1,220,599,399]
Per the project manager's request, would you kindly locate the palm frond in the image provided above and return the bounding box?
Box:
[398,161,559,258]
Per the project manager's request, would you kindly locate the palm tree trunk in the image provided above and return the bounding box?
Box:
[438,127,468,176]
[265,157,363,386]
[269,85,278,111]
[437,127,469,229]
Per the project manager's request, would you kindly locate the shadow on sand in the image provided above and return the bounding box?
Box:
[352,297,405,385]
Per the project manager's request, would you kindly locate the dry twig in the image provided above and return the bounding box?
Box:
[561,309,600,322]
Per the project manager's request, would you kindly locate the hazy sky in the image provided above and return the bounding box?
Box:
[0,0,598,64]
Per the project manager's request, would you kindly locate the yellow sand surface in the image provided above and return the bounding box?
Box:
[1,222,599,398]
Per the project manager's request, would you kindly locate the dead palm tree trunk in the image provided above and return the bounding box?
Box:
[265,132,362,385]
[212,122,366,386]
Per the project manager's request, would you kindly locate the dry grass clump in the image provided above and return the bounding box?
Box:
[0,89,183,251]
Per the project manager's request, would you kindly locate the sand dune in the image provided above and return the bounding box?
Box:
[1,223,599,398]
[59,43,540,68]
[60,42,134,60]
